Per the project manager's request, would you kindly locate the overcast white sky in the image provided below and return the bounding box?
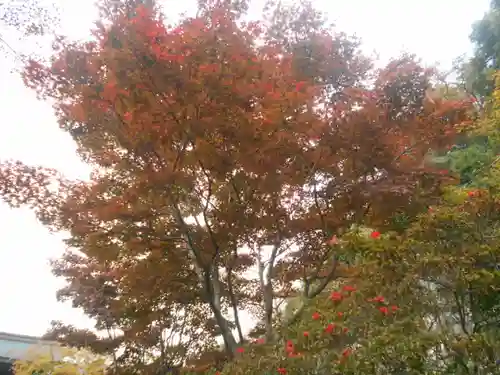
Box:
[0,0,491,337]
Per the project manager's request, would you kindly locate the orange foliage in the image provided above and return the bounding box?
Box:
[0,0,471,370]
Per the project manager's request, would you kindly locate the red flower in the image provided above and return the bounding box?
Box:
[343,327,349,333]
[370,231,381,239]
[285,340,294,352]
[342,348,352,357]
[379,306,389,315]
[324,323,335,334]
[303,331,309,337]
[236,347,245,354]
[342,285,356,292]
[277,368,287,375]
[330,291,343,301]
[312,312,321,320]
[337,312,344,318]
[370,295,385,303]
[391,305,399,312]
[468,190,478,197]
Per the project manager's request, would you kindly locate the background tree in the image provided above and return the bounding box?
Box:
[440,0,500,330]
[455,0,500,102]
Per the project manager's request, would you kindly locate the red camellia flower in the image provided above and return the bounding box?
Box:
[343,327,349,333]
[342,348,352,357]
[468,190,478,197]
[330,291,343,301]
[303,331,309,337]
[370,231,381,239]
[312,312,321,320]
[391,305,399,312]
[285,340,294,353]
[277,368,287,375]
[325,323,335,333]
[337,312,344,318]
[236,347,245,353]
[370,295,385,303]
[379,306,389,315]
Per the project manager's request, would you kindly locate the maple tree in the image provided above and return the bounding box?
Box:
[0,0,473,372]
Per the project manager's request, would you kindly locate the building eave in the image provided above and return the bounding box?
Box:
[0,332,57,346]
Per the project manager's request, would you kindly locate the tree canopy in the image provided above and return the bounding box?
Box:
[457,0,500,101]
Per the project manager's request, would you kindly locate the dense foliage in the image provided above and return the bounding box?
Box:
[13,347,106,375]
[457,0,500,101]
[4,0,500,374]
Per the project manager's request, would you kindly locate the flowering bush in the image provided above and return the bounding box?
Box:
[212,277,443,375]
[195,184,500,375]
